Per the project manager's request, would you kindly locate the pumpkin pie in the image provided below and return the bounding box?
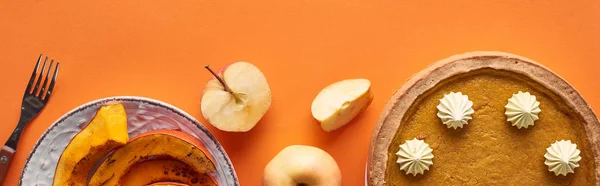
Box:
[367,51,600,185]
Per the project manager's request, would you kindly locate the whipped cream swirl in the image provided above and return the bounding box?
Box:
[544,140,581,176]
[396,138,434,176]
[436,92,474,129]
[505,91,541,129]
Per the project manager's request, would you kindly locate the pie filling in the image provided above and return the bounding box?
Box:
[385,69,594,185]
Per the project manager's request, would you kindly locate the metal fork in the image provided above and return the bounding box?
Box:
[0,54,60,184]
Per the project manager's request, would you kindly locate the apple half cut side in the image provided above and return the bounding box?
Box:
[201,62,272,132]
[311,79,374,132]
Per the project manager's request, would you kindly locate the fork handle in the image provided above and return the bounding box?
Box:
[0,145,15,184]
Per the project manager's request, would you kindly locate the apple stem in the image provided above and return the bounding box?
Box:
[205,65,235,94]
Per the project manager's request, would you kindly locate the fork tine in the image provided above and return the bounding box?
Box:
[25,54,43,94]
[44,62,59,102]
[39,59,54,98]
[32,57,48,95]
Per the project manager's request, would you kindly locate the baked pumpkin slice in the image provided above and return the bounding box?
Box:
[53,103,129,186]
[89,129,216,186]
[119,159,216,186]
[149,182,191,186]
[367,51,600,185]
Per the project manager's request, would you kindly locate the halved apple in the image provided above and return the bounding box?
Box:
[88,129,215,186]
[53,103,129,186]
[311,79,374,131]
[201,62,272,132]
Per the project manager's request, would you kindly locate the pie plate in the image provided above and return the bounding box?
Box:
[367,51,600,185]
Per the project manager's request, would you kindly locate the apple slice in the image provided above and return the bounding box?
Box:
[201,62,271,132]
[311,79,374,131]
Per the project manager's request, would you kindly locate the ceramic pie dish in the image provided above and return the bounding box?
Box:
[367,51,600,185]
[19,96,239,185]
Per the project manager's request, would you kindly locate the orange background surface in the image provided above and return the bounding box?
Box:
[1,0,600,185]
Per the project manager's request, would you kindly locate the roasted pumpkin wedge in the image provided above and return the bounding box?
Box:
[120,159,216,186]
[149,182,191,186]
[89,129,216,186]
[53,103,129,186]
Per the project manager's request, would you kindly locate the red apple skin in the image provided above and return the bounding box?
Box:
[212,63,233,81]
[203,63,231,94]
[215,63,231,76]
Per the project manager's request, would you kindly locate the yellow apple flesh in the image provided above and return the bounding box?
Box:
[311,79,373,132]
[263,145,342,186]
[201,62,271,132]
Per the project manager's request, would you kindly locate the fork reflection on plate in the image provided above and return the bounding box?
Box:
[0,54,60,184]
